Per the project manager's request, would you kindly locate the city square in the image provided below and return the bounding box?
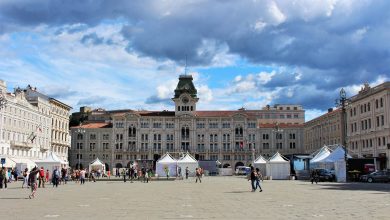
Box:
[1,1,390,220]
[1,177,390,219]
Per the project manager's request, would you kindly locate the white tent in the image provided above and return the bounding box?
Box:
[253,155,267,176]
[310,146,332,168]
[266,152,291,180]
[89,158,106,173]
[156,153,177,177]
[315,146,351,169]
[35,152,63,179]
[11,157,37,171]
[177,153,198,177]
[0,156,16,168]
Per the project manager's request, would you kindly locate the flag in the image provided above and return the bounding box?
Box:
[240,141,244,149]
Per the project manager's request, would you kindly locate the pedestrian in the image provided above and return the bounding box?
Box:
[122,169,127,183]
[248,167,256,192]
[80,169,86,184]
[3,168,7,189]
[255,168,263,192]
[14,167,19,182]
[185,167,189,179]
[0,168,4,189]
[45,169,50,183]
[22,168,28,188]
[311,170,318,184]
[52,168,60,187]
[38,167,45,188]
[178,166,182,177]
[28,167,40,199]
[129,168,134,183]
[195,168,202,183]
[145,170,149,183]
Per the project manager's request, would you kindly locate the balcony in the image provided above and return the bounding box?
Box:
[10,141,34,149]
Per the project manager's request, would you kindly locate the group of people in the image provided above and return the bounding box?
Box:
[249,167,263,192]
[0,167,20,189]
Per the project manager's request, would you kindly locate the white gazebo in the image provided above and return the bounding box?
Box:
[35,152,64,179]
[266,152,291,180]
[156,153,177,177]
[89,158,106,173]
[253,155,267,176]
[177,153,198,177]
[310,146,332,169]
[11,157,37,171]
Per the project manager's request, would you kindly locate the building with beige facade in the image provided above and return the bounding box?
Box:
[0,79,72,167]
[70,75,305,171]
[0,80,52,165]
[24,85,72,163]
[347,82,390,169]
[304,108,343,153]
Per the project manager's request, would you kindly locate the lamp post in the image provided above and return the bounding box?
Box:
[76,126,85,169]
[273,123,284,152]
[335,88,350,181]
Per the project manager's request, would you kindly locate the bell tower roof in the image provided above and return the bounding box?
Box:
[174,75,197,98]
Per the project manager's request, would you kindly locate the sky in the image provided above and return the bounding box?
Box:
[0,0,389,121]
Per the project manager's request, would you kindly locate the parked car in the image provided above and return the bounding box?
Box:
[313,169,335,182]
[360,171,390,183]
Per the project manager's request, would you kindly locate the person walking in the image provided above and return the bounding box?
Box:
[13,167,19,182]
[248,168,256,192]
[3,168,8,189]
[28,167,40,199]
[122,169,127,183]
[195,168,202,183]
[80,169,86,184]
[311,169,318,184]
[0,168,4,189]
[45,169,50,183]
[129,167,134,183]
[38,167,45,188]
[255,168,263,192]
[22,168,28,188]
[52,168,60,187]
[185,167,189,179]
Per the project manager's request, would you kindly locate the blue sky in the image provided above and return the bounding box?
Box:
[0,0,389,121]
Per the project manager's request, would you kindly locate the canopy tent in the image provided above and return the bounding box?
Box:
[266,152,291,180]
[177,153,198,177]
[314,146,351,169]
[310,146,332,168]
[318,146,351,163]
[35,152,64,180]
[253,155,267,176]
[11,157,37,171]
[89,158,106,173]
[0,156,16,168]
[156,153,177,177]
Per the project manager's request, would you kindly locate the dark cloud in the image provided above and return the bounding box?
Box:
[1,0,390,110]
[81,33,104,45]
[145,95,173,105]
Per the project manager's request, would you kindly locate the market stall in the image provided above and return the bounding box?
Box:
[266,152,290,180]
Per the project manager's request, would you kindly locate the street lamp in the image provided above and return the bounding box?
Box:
[76,126,85,169]
[0,90,7,145]
[335,88,350,181]
[273,123,284,151]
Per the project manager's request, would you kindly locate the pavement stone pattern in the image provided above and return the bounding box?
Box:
[0,177,389,220]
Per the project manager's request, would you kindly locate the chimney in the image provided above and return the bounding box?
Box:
[328,108,333,113]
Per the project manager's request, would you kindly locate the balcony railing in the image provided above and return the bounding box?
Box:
[10,141,34,149]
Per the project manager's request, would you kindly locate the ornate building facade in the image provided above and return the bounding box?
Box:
[304,108,343,153]
[346,82,390,169]
[0,80,71,165]
[70,75,305,171]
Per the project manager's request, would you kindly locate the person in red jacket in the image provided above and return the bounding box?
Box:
[38,167,45,188]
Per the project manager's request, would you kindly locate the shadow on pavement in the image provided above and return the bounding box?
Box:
[318,182,390,193]
[0,197,29,200]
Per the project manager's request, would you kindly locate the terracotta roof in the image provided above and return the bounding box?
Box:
[259,123,304,128]
[71,122,112,129]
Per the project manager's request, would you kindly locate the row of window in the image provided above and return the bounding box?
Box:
[350,137,387,150]
[350,115,386,133]
[350,97,385,117]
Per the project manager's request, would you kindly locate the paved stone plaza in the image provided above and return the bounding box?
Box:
[1,177,389,220]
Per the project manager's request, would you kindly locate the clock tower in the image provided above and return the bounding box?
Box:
[172,75,199,115]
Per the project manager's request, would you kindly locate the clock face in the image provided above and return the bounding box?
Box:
[182,97,189,104]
